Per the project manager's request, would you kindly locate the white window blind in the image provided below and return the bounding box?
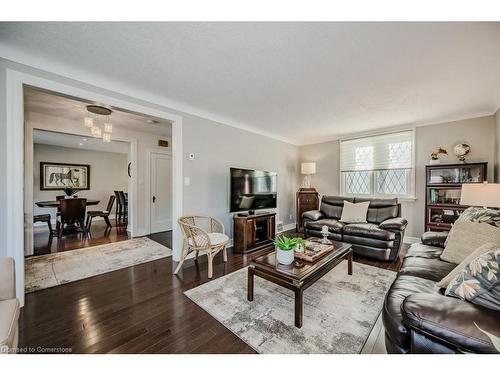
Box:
[340,131,413,172]
[340,130,414,197]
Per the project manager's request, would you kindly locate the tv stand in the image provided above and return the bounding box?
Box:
[233,212,276,253]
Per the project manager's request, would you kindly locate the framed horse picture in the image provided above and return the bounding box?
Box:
[40,162,91,190]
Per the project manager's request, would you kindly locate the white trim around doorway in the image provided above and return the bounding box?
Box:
[5,68,184,306]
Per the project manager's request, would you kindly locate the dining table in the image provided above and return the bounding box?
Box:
[35,199,100,208]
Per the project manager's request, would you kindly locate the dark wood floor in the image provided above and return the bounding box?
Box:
[32,220,131,256]
[21,230,408,354]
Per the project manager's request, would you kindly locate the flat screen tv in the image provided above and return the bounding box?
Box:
[230,168,277,213]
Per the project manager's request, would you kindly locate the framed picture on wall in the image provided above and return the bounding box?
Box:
[40,162,91,190]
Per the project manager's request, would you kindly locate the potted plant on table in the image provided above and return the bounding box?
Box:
[273,235,298,265]
[62,187,78,198]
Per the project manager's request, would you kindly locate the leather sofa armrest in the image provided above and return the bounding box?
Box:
[379,217,408,231]
[421,231,449,248]
[302,210,324,221]
[402,293,500,353]
[0,257,16,301]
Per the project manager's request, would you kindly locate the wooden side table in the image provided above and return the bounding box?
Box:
[296,188,319,232]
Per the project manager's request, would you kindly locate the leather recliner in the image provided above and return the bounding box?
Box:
[302,196,407,262]
[383,232,500,354]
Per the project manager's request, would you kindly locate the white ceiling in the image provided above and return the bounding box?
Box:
[2,22,500,145]
[33,129,130,154]
[24,87,172,137]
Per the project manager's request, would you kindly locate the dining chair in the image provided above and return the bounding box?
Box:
[85,195,115,232]
[33,214,53,235]
[56,198,87,238]
[114,191,128,222]
[175,216,229,279]
[55,195,65,217]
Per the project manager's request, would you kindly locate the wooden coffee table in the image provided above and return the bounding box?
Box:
[247,241,352,328]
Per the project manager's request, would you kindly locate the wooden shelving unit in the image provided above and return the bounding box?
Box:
[425,162,487,232]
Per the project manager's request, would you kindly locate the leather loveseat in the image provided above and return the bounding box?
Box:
[302,196,407,262]
[383,232,500,353]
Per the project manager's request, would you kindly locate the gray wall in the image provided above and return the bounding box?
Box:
[299,115,497,238]
[182,114,299,237]
[33,144,128,222]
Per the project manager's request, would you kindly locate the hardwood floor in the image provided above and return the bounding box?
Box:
[32,220,131,256]
[20,230,408,354]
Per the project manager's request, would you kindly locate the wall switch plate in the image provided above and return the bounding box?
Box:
[184,177,191,186]
[188,153,195,160]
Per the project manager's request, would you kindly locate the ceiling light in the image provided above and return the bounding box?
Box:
[84,116,94,128]
[82,138,87,142]
[104,123,113,133]
[91,126,102,138]
[103,133,111,143]
[79,143,84,146]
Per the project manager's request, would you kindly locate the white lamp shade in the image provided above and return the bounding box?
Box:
[301,162,316,175]
[460,183,500,208]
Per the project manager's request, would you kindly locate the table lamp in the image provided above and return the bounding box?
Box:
[460,182,500,208]
[301,162,316,188]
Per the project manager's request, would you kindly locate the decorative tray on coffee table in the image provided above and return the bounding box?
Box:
[294,239,335,262]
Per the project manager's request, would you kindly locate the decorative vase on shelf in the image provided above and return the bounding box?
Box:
[429,159,441,165]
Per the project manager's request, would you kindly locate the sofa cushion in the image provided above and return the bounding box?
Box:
[382,275,439,353]
[437,243,499,288]
[343,223,395,241]
[399,256,457,282]
[405,243,444,259]
[421,231,449,248]
[440,222,500,264]
[319,196,352,220]
[304,218,344,234]
[0,299,20,350]
[445,246,500,312]
[340,200,370,223]
[355,197,399,224]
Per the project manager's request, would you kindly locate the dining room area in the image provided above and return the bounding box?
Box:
[32,129,131,256]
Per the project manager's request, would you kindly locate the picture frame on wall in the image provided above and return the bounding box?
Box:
[40,162,91,190]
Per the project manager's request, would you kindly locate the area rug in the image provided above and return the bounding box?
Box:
[25,237,172,293]
[184,261,396,354]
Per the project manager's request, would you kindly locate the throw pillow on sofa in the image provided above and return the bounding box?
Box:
[445,246,500,312]
[437,243,499,288]
[444,206,500,247]
[340,200,370,223]
[440,221,500,264]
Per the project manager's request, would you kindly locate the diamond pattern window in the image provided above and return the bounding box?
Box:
[340,131,414,198]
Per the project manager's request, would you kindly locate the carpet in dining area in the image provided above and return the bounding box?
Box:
[184,260,397,354]
[25,237,172,293]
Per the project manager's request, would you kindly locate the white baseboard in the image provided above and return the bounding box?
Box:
[403,236,420,244]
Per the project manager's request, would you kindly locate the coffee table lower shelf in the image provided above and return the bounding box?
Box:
[247,242,353,328]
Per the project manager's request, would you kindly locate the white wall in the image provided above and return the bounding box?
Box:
[33,143,128,222]
[299,115,497,239]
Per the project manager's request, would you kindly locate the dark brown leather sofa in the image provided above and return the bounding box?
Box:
[302,196,407,262]
[383,231,500,353]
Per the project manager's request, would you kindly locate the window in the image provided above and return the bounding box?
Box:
[340,130,414,198]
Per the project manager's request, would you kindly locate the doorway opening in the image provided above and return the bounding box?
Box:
[23,86,175,293]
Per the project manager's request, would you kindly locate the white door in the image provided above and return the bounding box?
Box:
[150,152,172,233]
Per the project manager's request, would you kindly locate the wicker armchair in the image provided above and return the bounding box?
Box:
[175,216,229,278]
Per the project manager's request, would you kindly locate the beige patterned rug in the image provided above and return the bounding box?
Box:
[25,237,172,293]
[185,261,396,354]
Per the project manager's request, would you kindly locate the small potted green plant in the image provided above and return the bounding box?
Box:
[273,235,297,265]
[62,187,78,197]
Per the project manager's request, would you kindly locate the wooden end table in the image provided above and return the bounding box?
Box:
[247,241,352,328]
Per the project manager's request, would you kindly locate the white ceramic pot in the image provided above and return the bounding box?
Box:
[429,159,441,165]
[276,248,294,265]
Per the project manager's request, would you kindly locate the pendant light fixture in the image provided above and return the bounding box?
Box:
[85,105,113,143]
